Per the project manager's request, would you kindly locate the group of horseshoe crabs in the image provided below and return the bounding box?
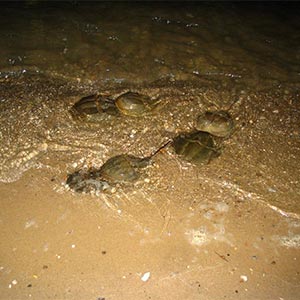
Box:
[171,110,234,165]
[67,91,235,193]
[70,91,161,120]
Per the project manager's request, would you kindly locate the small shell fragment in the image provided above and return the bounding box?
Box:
[141,272,151,282]
[240,275,248,282]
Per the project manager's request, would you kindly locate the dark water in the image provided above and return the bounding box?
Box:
[1,2,299,90]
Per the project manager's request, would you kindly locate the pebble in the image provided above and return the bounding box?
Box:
[8,279,18,288]
[141,272,151,282]
[24,219,37,229]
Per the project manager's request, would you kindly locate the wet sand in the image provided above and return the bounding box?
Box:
[0,75,300,300]
[0,160,300,299]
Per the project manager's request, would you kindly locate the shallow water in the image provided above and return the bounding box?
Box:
[1,2,299,88]
[0,2,300,299]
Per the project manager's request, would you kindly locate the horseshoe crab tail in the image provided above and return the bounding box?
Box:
[149,140,172,159]
[133,140,172,167]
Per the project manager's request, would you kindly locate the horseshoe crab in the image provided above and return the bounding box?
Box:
[70,94,119,120]
[66,141,170,193]
[195,110,234,138]
[98,154,151,183]
[172,131,220,164]
[115,91,161,117]
[66,169,111,193]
